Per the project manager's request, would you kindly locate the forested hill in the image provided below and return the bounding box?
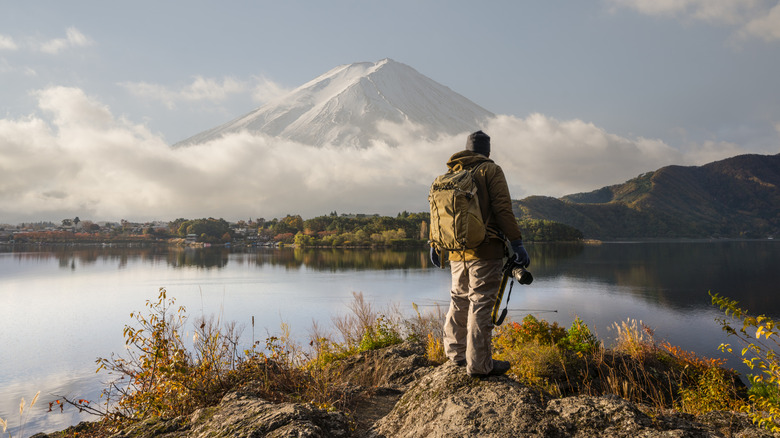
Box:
[513,153,780,239]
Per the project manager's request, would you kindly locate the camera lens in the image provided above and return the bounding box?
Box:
[512,267,534,285]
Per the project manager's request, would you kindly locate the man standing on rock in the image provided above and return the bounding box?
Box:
[430,130,530,377]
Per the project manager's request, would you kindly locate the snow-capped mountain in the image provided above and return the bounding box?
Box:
[175,58,494,148]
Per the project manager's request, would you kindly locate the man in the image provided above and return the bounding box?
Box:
[431,130,530,377]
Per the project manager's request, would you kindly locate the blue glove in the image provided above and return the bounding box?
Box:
[510,239,530,268]
[429,246,441,268]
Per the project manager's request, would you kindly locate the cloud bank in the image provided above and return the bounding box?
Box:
[0,86,759,224]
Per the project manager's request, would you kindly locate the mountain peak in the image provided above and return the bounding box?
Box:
[175,59,494,147]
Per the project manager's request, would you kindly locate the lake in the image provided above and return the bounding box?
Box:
[2,240,780,435]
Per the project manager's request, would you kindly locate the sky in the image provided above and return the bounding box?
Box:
[1,0,779,224]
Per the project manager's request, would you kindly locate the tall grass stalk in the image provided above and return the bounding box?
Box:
[1,391,40,438]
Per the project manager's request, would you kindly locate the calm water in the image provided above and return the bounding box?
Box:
[2,241,780,435]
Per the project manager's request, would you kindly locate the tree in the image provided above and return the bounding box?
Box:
[294,232,314,247]
[176,218,231,242]
[169,218,189,235]
[281,215,304,233]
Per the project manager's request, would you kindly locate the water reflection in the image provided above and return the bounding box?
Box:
[9,245,172,270]
[6,241,779,317]
[168,247,229,268]
[529,241,780,316]
[6,246,438,271]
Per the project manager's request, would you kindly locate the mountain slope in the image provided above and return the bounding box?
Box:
[175,59,494,147]
[515,153,780,239]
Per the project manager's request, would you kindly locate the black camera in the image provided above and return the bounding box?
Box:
[511,266,534,285]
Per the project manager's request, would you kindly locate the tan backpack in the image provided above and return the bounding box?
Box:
[428,163,487,252]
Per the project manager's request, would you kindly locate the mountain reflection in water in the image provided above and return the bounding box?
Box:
[9,241,777,316]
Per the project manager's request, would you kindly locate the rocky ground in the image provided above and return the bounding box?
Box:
[37,342,779,438]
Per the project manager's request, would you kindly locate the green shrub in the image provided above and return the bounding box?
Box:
[496,314,567,347]
[559,317,599,354]
[358,315,403,352]
[678,367,745,415]
[493,316,570,394]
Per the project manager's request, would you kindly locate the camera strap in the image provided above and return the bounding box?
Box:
[494,279,514,326]
[491,259,515,326]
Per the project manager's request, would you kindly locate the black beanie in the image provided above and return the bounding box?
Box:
[466,130,490,156]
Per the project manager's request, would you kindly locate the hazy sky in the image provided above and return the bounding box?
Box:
[1,1,779,224]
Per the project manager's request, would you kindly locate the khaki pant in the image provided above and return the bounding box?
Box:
[443,259,503,375]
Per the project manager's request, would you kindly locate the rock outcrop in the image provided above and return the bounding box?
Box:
[370,360,774,437]
[38,342,779,437]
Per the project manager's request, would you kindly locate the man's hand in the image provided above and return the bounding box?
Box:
[510,239,530,268]
[429,246,441,268]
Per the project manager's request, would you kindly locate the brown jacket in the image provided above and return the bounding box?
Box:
[444,150,523,261]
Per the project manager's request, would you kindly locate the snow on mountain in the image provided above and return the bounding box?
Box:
[175,58,494,148]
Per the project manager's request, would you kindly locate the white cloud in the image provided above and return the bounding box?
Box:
[741,2,780,41]
[119,81,178,109]
[0,58,36,76]
[251,75,291,103]
[0,87,758,224]
[607,0,761,23]
[0,34,18,50]
[121,76,252,109]
[39,27,93,54]
[607,0,780,42]
[485,114,680,196]
[180,76,246,101]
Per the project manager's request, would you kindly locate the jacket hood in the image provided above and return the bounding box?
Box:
[447,150,493,171]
